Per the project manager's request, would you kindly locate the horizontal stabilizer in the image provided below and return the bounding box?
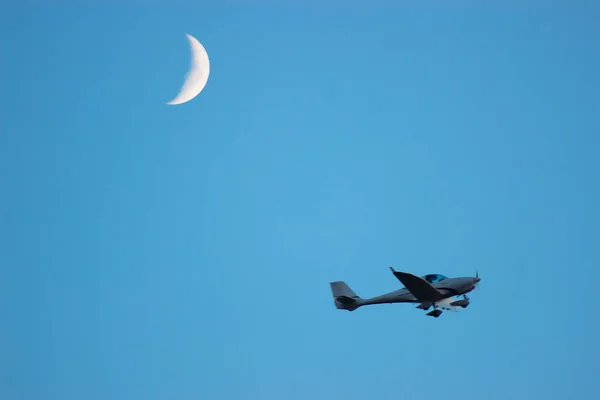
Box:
[335,295,357,305]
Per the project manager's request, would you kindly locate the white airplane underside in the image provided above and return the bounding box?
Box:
[417,296,470,313]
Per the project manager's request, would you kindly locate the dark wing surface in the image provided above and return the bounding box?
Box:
[389,267,444,302]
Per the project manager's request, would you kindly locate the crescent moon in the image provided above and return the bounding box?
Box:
[167,34,210,105]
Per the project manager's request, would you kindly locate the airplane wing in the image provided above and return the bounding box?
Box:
[389,267,445,303]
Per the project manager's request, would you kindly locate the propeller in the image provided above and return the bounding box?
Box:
[474,269,481,292]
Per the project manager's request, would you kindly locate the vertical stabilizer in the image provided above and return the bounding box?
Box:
[330,281,362,311]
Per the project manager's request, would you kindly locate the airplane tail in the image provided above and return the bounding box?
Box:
[330,281,362,311]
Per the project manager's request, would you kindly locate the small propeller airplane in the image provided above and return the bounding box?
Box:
[329,267,481,318]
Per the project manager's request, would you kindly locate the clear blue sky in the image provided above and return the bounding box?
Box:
[2,3,599,399]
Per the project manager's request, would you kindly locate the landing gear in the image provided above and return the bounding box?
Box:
[461,295,469,308]
[426,304,443,318]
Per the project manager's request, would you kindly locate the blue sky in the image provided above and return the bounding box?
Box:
[2,3,599,399]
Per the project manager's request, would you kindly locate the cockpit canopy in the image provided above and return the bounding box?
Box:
[423,274,448,283]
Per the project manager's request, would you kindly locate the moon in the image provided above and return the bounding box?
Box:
[167,34,210,105]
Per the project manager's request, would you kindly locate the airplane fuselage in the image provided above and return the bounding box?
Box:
[359,277,479,306]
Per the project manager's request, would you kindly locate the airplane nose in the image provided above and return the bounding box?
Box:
[475,277,481,283]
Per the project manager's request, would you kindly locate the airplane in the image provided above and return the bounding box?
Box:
[329,267,481,318]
